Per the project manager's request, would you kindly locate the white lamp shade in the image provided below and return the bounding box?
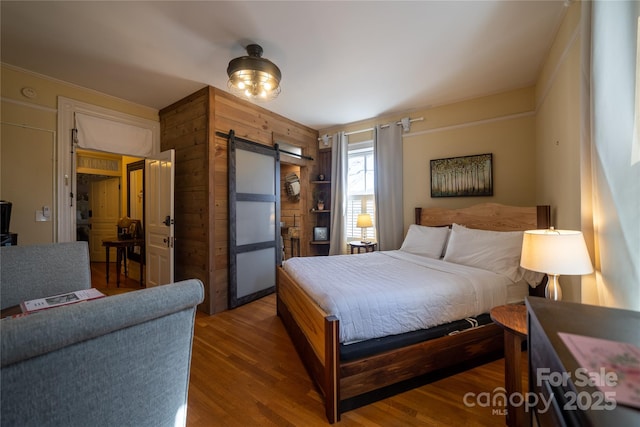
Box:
[356,213,373,228]
[520,229,593,275]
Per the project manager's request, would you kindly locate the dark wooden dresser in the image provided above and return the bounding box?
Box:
[527,297,640,427]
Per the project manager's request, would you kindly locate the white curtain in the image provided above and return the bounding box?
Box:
[329,132,347,255]
[374,124,404,251]
[586,0,640,309]
[75,112,153,157]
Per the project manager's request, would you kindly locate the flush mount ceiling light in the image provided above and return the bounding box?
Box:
[227,44,281,101]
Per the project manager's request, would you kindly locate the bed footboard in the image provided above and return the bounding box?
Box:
[276,266,340,423]
[340,322,503,400]
[277,265,503,423]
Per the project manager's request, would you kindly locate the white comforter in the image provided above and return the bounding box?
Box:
[283,251,513,344]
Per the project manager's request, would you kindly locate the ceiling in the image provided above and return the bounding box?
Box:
[1,1,568,130]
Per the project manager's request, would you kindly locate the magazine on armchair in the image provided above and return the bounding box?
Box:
[20,288,106,314]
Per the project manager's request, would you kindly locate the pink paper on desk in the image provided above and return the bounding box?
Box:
[558,332,640,409]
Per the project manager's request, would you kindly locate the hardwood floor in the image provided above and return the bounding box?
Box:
[187,294,528,427]
[90,261,144,296]
[88,266,525,425]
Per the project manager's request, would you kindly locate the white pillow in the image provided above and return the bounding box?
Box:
[443,223,524,281]
[400,224,450,259]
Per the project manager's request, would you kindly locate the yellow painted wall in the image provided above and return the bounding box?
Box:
[321,87,537,233]
[1,65,157,119]
[534,1,585,303]
[535,1,582,230]
[0,64,158,244]
[1,123,55,245]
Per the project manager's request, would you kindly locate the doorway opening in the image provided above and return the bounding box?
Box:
[280,163,303,260]
[76,173,120,261]
[75,148,144,287]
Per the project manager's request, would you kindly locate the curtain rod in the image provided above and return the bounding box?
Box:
[318,117,424,141]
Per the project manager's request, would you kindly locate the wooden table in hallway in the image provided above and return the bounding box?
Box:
[101,238,144,287]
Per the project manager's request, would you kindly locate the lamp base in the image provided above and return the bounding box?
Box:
[544,274,563,301]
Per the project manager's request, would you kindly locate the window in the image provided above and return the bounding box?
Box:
[346,141,376,241]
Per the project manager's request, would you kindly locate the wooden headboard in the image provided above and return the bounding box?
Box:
[415,203,551,231]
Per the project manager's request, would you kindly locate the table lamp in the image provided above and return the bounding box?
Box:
[356,213,373,243]
[520,228,593,301]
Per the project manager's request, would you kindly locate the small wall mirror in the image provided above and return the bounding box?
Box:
[127,160,144,226]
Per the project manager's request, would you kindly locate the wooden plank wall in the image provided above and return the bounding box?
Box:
[160,87,213,311]
[317,149,332,181]
[160,86,319,314]
[281,163,302,260]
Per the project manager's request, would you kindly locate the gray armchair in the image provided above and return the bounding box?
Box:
[1,279,204,427]
[1,241,92,310]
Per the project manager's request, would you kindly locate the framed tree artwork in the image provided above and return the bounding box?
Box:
[430,153,493,197]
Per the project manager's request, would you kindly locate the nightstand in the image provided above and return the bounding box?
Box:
[490,303,527,427]
[349,241,377,254]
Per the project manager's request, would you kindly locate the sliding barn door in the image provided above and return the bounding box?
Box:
[228,131,281,308]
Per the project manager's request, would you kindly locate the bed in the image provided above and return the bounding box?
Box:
[276,203,550,423]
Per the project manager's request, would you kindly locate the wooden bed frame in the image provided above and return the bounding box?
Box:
[276,203,551,423]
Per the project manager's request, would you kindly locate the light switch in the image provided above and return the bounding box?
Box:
[35,210,50,222]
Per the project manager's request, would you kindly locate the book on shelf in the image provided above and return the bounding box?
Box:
[20,288,106,314]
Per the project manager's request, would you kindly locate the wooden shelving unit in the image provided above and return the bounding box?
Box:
[309,150,332,256]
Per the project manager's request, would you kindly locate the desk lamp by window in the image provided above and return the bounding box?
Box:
[520,228,593,301]
[356,213,373,243]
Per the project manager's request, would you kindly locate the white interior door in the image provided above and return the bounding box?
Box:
[89,177,120,261]
[145,149,174,287]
